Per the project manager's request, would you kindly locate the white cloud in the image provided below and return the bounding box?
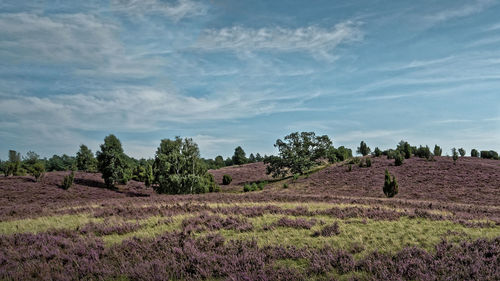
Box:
[111,0,207,21]
[424,0,494,25]
[193,21,362,59]
[0,13,121,65]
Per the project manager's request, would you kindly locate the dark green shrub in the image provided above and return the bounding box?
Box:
[415,145,431,159]
[243,184,251,192]
[373,147,382,157]
[257,181,267,190]
[458,148,466,157]
[397,141,412,159]
[434,145,442,156]
[232,146,247,165]
[471,149,479,157]
[61,171,75,190]
[29,162,45,182]
[452,148,458,164]
[283,183,288,189]
[214,155,225,169]
[293,173,300,181]
[480,150,499,160]
[394,152,404,166]
[383,169,398,198]
[347,164,352,172]
[357,141,371,156]
[207,174,220,192]
[222,174,232,185]
[76,145,97,172]
[366,157,372,167]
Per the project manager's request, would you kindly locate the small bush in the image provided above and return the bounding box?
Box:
[222,174,232,185]
[415,145,431,159]
[312,222,340,237]
[257,181,267,190]
[434,145,442,156]
[366,157,372,167]
[29,162,45,182]
[243,182,262,192]
[61,171,75,190]
[383,169,398,198]
[471,149,479,157]
[283,183,288,189]
[394,153,404,166]
[458,148,466,157]
[452,148,458,164]
[293,173,300,181]
[373,147,382,157]
[347,164,352,172]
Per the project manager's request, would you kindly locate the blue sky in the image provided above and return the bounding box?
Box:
[1,0,499,160]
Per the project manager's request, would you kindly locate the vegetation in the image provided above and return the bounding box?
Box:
[76,145,97,172]
[152,137,219,194]
[383,169,398,197]
[29,162,45,182]
[480,150,499,160]
[232,146,247,165]
[397,140,412,159]
[61,171,75,190]
[415,145,431,159]
[265,132,333,178]
[458,148,466,157]
[434,145,442,156]
[222,174,232,185]
[96,135,130,188]
[373,147,382,157]
[471,149,479,157]
[243,181,266,192]
[394,152,404,166]
[452,148,458,164]
[357,141,371,156]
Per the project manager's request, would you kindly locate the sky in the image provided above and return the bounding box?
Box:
[1,0,499,160]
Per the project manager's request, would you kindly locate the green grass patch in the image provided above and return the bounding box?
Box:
[0,214,102,235]
[217,215,500,258]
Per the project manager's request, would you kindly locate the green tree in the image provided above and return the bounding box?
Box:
[232,146,247,165]
[383,169,398,198]
[458,148,466,157]
[471,149,479,157]
[214,155,225,169]
[433,145,442,156]
[397,141,412,159]
[452,148,458,164]
[96,134,130,188]
[6,150,22,176]
[29,162,45,182]
[265,132,333,178]
[394,152,404,166]
[415,145,431,159]
[255,153,263,162]
[357,141,371,156]
[152,137,218,194]
[222,174,232,185]
[76,144,97,172]
[373,147,382,157]
[248,153,256,163]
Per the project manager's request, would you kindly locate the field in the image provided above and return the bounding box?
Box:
[1,156,499,280]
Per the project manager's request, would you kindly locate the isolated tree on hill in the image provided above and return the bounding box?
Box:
[76,144,97,172]
[232,146,247,165]
[471,149,479,157]
[451,148,458,164]
[357,141,371,156]
[248,153,256,163]
[383,169,398,198]
[434,145,442,156]
[153,137,219,194]
[458,148,466,157]
[265,132,333,178]
[96,134,130,188]
[373,147,382,157]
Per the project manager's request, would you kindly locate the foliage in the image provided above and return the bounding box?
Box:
[458,148,466,157]
[394,152,404,166]
[243,182,266,192]
[61,171,75,190]
[397,140,412,159]
[357,141,371,156]
[283,183,288,189]
[232,146,247,165]
[255,153,264,162]
[415,145,431,159]
[96,134,130,188]
[265,132,333,178]
[365,157,372,167]
[452,148,458,164]
[248,153,256,163]
[5,150,21,176]
[224,157,233,166]
[132,164,154,187]
[76,145,97,172]
[471,149,479,157]
[326,146,352,163]
[383,169,398,197]
[434,145,442,156]
[222,174,232,185]
[373,147,382,157]
[347,164,352,172]
[480,150,499,160]
[153,137,218,194]
[28,162,45,182]
[214,155,225,169]
[46,154,76,172]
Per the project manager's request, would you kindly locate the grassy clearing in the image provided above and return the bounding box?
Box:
[218,214,500,258]
[0,214,102,235]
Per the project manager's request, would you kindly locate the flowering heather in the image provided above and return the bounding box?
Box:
[312,222,340,237]
[271,216,317,229]
[79,220,142,236]
[181,213,253,233]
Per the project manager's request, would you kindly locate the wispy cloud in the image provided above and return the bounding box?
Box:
[424,0,494,25]
[193,21,362,60]
[111,0,207,21]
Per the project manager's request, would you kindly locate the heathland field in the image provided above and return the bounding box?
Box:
[1,156,499,280]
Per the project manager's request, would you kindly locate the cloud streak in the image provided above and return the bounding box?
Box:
[110,0,207,21]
